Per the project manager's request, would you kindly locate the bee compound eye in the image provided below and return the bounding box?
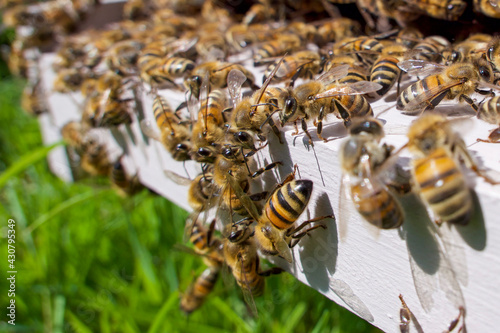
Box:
[479,66,491,81]
[176,143,188,152]
[236,131,250,142]
[198,147,211,157]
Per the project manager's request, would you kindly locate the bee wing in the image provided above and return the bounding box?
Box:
[166,37,198,57]
[316,64,350,83]
[329,279,374,323]
[163,170,192,185]
[140,119,161,141]
[275,58,315,78]
[275,237,293,263]
[401,80,464,114]
[228,68,247,108]
[314,81,382,99]
[338,174,352,243]
[238,255,259,317]
[398,60,445,77]
[253,54,287,106]
[226,173,262,222]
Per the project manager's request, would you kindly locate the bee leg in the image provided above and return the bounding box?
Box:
[267,117,284,144]
[289,224,327,248]
[455,138,500,184]
[286,215,334,238]
[316,106,329,142]
[251,161,282,178]
[292,121,300,135]
[301,118,315,145]
[444,306,466,333]
[258,267,284,276]
[458,94,478,112]
[477,127,500,143]
[249,191,269,201]
[399,294,411,333]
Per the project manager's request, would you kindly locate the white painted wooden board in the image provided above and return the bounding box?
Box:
[36,42,500,333]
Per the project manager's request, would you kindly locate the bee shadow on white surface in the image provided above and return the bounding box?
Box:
[401,194,441,275]
[296,192,338,293]
[454,190,486,251]
[267,132,294,181]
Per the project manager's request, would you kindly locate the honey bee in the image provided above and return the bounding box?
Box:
[473,0,500,18]
[180,266,220,314]
[253,33,302,66]
[110,158,143,197]
[332,36,384,67]
[477,96,500,143]
[227,166,332,263]
[229,63,288,147]
[105,39,144,76]
[486,36,500,83]
[190,89,228,163]
[447,36,490,64]
[225,23,270,52]
[185,61,257,100]
[278,65,382,142]
[339,117,405,230]
[402,0,466,20]
[80,134,112,176]
[370,43,408,97]
[407,35,450,63]
[140,56,195,90]
[53,68,87,93]
[21,77,48,116]
[140,94,192,161]
[262,50,321,85]
[406,113,498,225]
[61,120,85,154]
[242,0,276,25]
[213,143,279,220]
[180,218,224,314]
[314,18,361,47]
[396,60,496,114]
[222,222,283,313]
[187,172,218,213]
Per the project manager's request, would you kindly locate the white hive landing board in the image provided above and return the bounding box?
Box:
[37,51,500,333]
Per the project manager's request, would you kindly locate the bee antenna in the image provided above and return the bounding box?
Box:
[260,109,281,131]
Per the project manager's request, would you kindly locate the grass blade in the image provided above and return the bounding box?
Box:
[211,297,252,333]
[0,141,63,189]
[24,189,111,234]
[147,291,180,333]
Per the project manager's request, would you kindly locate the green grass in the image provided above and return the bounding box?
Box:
[0,73,382,332]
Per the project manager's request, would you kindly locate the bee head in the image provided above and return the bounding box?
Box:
[279,96,298,126]
[173,142,192,161]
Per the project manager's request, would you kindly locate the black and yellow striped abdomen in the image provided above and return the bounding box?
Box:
[396,74,447,111]
[264,180,313,230]
[160,57,195,77]
[334,94,373,127]
[180,266,219,314]
[478,96,500,124]
[370,56,401,97]
[153,95,174,129]
[350,182,404,229]
[412,147,473,225]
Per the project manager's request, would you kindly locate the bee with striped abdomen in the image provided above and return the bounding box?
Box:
[140,94,192,161]
[339,117,405,232]
[473,0,500,18]
[278,64,382,142]
[477,96,500,143]
[407,113,498,226]
[396,59,497,114]
[228,166,333,263]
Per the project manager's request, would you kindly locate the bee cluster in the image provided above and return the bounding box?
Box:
[4,0,500,330]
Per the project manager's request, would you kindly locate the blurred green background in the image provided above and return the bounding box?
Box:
[0,31,381,333]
